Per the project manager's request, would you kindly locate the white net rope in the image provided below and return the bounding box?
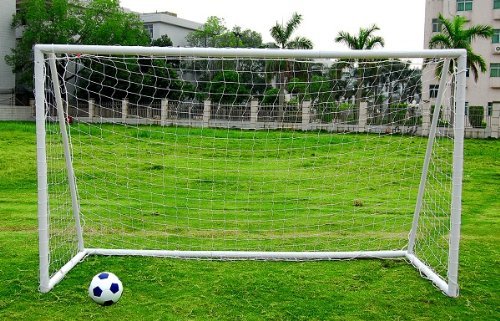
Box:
[43,52,455,281]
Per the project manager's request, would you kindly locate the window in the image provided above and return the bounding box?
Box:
[495,0,500,9]
[488,102,493,116]
[493,29,500,44]
[432,18,442,33]
[457,0,473,11]
[144,24,153,38]
[491,63,500,77]
[429,84,439,98]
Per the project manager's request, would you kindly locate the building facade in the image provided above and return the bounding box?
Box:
[0,0,17,105]
[140,11,202,46]
[423,0,500,126]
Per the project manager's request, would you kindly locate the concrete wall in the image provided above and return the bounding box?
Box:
[0,0,16,103]
[0,105,33,121]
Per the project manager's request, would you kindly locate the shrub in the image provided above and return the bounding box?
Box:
[468,106,484,128]
[262,88,280,104]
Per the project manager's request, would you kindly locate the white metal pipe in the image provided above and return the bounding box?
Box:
[48,54,85,252]
[408,58,451,254]
[405,253,449,296]
[447,53,467,298]
[35,48,50,293]
[85,249,407,260]
[45,250,89,292]
[34,44,465,59]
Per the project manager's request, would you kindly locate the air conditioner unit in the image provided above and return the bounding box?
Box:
[494,46,500,54]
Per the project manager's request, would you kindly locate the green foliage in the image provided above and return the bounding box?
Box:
[187,16,262,48]
[335,24,385,50]
[468,106,485,128]
[205,70,251,104]
[6,0,80,88]
[429,14,493,82]
[262,88,280,104]
[77,58,193,103]
[79,0,150,46]
[151,34,173,47]
[6,0,151,93]
[269,12,313,49]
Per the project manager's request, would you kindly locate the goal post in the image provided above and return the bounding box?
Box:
[34,44,466,296]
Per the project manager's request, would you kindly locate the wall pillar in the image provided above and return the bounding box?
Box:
[301,100,311,131]
[358,101,368,132]
[490,102,500,139]
[203,100,211,127]
[88,99,95,122]
[250,99,259,129]
[160,99,168,126]
[421,101,431,136]
[121,98,128,121]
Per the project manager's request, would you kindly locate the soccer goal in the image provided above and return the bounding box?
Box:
[34,45,466,297]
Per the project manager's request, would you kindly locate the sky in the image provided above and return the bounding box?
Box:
[119,0,426,51]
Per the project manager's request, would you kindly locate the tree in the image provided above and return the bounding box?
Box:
[78,0,150,46]
[269,12,313,49]
[151,34,173,47]
[6,0,80,91]
[268,12,313,120]
[186,16,228,48]
[429,14,492,124]
[429,14,493,82]
[187,16,263,49]
[6,0,151,97]
[335,24,385,107]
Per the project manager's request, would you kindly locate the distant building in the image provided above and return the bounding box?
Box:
[0,0,16,105]
[422,0,500,122]
[140,11,202,46]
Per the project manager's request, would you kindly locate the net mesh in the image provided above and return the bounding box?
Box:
[42,52,456,283]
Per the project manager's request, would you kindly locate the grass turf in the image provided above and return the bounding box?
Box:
[0,121,498,320]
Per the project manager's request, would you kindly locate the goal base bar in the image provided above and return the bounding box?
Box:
[42,249,455,297]
[41,250,88,293]
[85,248,407,260]
[406,252,457,297]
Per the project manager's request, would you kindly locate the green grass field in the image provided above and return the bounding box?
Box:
[0,121,498,320]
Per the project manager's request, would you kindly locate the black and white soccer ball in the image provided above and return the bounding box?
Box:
[88,272,123,306]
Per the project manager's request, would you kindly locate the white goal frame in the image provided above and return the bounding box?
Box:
[34,44,466,297]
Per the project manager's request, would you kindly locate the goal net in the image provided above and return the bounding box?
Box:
[34,45,465,296]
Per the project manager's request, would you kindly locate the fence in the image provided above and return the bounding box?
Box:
[3,98,499,138]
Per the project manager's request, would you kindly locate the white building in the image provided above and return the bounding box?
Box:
[423,0,500,124]
[140,11,202,46]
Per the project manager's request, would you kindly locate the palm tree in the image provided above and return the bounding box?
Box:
[429,14,493,82]
[429,14,493,124]
[335,25,385,107]
[268,12,313,121]
[270,12,313,50]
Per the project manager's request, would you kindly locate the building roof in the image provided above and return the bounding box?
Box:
[140,12,202,31]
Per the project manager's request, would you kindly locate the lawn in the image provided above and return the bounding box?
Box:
[0,121,498,320]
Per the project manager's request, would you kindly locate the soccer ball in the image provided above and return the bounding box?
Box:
[88,272,123,306]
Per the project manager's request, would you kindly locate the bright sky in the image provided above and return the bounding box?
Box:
[120,0,425,51]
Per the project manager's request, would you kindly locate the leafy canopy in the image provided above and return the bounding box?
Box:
[186,16,262,48]
[6,0,150,90]
[429,14,493,82]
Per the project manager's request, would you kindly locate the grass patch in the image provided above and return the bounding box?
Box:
[0,121,498,320]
